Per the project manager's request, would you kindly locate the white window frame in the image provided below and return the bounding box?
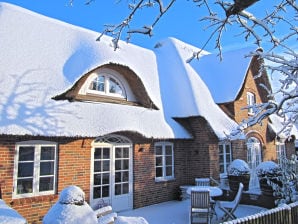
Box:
[13,140,57,198]
[87,73,126,98]
[154,142,174,181]
[276,142,286,165]
[247,92,256,115]
[218,142,232,178]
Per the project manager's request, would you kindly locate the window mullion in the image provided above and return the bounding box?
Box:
[162,146,166,178]
[34,145,40,194]
[105,75,109,94]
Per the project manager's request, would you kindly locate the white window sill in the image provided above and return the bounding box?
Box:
[155,177,175,183]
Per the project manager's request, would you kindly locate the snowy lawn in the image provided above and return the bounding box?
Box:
[118,199,267,224]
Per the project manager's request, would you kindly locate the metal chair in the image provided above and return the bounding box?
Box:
[218,183,244,221]
[190,189,211,224]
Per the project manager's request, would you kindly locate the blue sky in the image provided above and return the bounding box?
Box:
[2,1,292,52]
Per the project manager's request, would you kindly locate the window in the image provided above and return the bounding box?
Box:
[219,142,232,177]
[87,74,126,98]
[276,142,286,165]
[247,137,262,169]
[13,141,57,198]
[155,142,174,181]
[247,92,255,115]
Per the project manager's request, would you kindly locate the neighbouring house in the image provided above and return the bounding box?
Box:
[191,48,297,179]
[0,2,296,223]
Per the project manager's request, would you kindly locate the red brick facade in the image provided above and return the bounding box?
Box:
[0,123,221,223]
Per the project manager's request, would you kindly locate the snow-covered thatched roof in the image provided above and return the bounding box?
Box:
[0,2,242,140]
[190,47,255,103]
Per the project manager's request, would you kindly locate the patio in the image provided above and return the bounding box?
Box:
[118,199,267,224]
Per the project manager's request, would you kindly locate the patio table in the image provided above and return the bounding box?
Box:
[186,186,223,197]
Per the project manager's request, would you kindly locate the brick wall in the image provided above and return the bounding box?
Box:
[0,135,92,223]
[0,116,229,223]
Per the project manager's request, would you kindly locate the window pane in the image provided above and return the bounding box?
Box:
[115,148,122,158]
[19,147,34,161]
[122,183,129,194]
[109,77,123,95]
[166,166,172,176]
[155,146,162,155]
[219,165,224,173]
[90,76,105,92]
[123,159,129,170]
[115,172,121,183]
[165,146,172,155]
[115,184,121,195]
[39,177,54,191]
[94,148,102,159]
[18,163,34,177]
[102,173,109,185]
[165,156,172,166]
[115,160,121,171]
[93,186,101,199]
[17,178,33,194]
[156,167,162,177]
[102,186,109,197]
[41,146,55,160]
[40,161,54,175]
[219,154,224,163]
[103,161,110,171]
[155,157,162,166]
[94,174,101,185]
[94,161,101,172]
[123,148,129,158]
[226,144,231,152]
[123,171,128,182]
[102,148,110,159]
[219,145,223,153]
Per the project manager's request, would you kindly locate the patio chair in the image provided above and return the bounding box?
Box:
[195,178,219,220]
[195,178,210,186]
[190,189,211,224]
[218,183,244,222]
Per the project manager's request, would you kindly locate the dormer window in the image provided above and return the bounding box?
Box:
[88,74,126,98]
[247,92,255,115]
[53,64,159,110]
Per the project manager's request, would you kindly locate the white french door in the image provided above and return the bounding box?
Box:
[90,136,133,212]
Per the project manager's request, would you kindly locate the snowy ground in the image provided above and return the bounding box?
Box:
[118,199,267,224]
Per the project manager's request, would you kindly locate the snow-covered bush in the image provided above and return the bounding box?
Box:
[228,159,251,176]
[256,161,282,179]
[257,158,297,205]
[43,186,98,224]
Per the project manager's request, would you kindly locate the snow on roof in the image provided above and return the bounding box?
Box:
[190,47,255,103]
[0,2,239,140]
[154,38,240,139]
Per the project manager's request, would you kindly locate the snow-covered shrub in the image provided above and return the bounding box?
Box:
[256,161,282,179]
[228,159,251,176]
[256,158,297,205]
[43,185,98,224]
